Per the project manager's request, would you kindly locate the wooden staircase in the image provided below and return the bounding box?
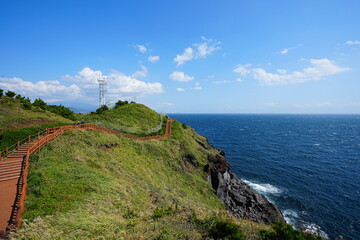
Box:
[0,119,174,237]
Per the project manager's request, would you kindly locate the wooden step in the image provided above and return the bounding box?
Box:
[0,176,19,182]
[0,167,21,173]
[0,168,21,174]
[0,162,22,168]
[0,159,23,165]
[0,172,19,178]
[0,165,22,171]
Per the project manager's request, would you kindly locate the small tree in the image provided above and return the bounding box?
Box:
[32,98,47,110]
[0,89,3,97]
[114,100,129,109]
[15,94,25,101]
[96,105,109,114]
[5,90,16,98]
[22,101,32,110]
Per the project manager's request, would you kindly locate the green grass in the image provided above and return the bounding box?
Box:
[0,96,73,132]
[11,120,270,239]
[0,123,70,151]
[79,103,163,134]
[3,101,315,239]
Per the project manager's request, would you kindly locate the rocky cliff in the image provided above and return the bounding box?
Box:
[205,149,285,225]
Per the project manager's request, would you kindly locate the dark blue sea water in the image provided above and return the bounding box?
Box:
[170,114,360,240]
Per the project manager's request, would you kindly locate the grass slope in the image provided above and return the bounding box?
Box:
[0,97,73,152]
[11,119,269,239]
[0,97,73,132]
[7,104,321,239]
[79,103,162,134]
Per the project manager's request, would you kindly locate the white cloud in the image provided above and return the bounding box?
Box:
[134,44,147,53]
[0,77,82,102]
[176,88,185,92]
[195,37,221,58]
[148,55,160,63]
[280,44,302,55]
[236,78,243,82]
[345,40,360,45]
[63,67,102,89]
[277,69,287,74]
[174,37,221,66]
[233,64,251,75]
[169,71,194,82]
[64,67,164,101]
[212,80,230,84]
[174,47,194,66]
[132,65,148,78]
[159,102,174,107]
[233,58,350,85]
[194,86,202,90]
[1,66,164,107]
[280,48,289,54]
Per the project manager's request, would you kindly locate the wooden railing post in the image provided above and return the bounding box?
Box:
[5,147,8,156]
[0,151,2,160]
[17,141,20,149]
[38,132,41,140]
[28,135,31,143]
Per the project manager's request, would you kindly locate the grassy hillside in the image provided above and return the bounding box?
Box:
[8,110,268,239]
[0,96,73,132]
[0,97,73,151]
[79,103,163,134]
[6,102,322,239]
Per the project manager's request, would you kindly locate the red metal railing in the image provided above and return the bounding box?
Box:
[1,119,175,236]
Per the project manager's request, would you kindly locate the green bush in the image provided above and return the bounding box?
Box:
[191,214,245,240]
[5,90,16,98]
[15,94,25,101]
[260,222,323,240]
[22,101,32,110]
[46,104,76,121]
[151,205,178,220]
[114,100,128,109]
[0,89,4,97]
[95,105,109,114]
[33,98,47,110]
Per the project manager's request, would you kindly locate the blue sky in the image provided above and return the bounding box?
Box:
[1,0,360,113]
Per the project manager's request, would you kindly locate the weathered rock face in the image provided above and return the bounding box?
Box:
[206,153,284,225]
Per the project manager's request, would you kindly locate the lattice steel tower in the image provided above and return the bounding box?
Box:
[98,76,107,107]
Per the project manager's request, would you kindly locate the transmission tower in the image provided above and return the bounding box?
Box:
[98,76,107,107]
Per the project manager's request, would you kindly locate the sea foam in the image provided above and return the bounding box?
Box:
[242,179,282,194]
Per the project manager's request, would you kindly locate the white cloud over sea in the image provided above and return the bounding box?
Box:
[234,58,350,85]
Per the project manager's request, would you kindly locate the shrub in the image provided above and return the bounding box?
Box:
[0,89,3,97]
[33,98,47,110]
[260,221,323,240]
[191,214,245,240]
[22,101,32,110]
[15,94,25,101]
[5,90,16,98]
[96,105,109,114]
[46,104,76,121]
[151,205,178,220]
[114,100,129,109]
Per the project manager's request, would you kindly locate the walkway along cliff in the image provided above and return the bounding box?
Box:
[0,120,174,237]
[0,118,284,238]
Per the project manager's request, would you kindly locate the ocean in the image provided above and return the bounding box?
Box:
[170,114,360,240]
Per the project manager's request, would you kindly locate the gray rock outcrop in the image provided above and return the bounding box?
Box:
[205,153,284,225]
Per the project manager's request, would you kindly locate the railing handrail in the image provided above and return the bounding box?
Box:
[1,119,175,236]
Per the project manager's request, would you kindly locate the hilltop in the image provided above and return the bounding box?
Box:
[0,92,323,240]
